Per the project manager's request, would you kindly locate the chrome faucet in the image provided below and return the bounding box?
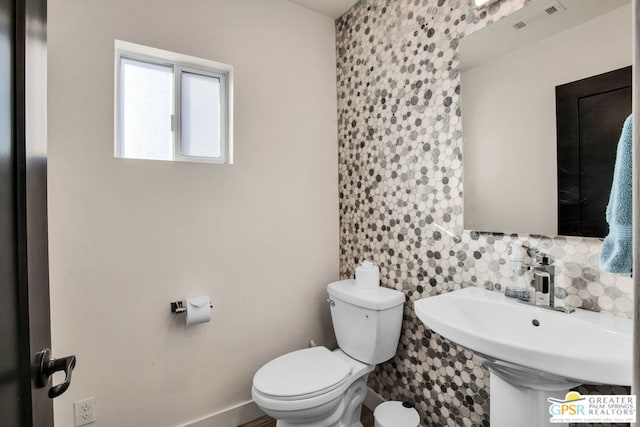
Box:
[532,253,554,308]
[527,250,575,314]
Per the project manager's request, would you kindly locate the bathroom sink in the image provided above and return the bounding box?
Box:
[414,287,632,386]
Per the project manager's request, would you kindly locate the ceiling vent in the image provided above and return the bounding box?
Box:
[513,21,527,30]
[544,5,562,15]
[512,1,566,30]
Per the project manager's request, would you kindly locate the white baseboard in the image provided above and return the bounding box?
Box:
[180,388,385,427]
[179,400,264,427]
[363,387,386,411]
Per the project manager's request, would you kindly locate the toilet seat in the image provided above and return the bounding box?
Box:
[252,347,353,401]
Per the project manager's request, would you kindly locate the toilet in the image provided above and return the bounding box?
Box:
[252,279,405,427]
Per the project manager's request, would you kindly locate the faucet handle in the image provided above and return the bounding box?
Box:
[527,248,553,265]
[536,253,553,265]
[520,248,554,271]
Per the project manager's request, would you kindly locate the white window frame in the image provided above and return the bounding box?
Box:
[114,40,234,164]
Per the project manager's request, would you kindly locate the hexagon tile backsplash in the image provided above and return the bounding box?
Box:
[335,0,633,425]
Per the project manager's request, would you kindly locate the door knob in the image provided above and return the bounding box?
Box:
[35,348,77,398]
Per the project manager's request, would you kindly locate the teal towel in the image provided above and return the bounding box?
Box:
[600,114,633,274]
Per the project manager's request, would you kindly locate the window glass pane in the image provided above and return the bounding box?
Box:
[181,72,221,158]
[120,58,173,160]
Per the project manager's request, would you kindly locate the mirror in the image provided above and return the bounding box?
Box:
[461,0,632,237]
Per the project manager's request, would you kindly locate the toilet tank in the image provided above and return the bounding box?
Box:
[327,279,405,365]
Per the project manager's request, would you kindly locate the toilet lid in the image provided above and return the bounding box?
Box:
[253,347,352,400]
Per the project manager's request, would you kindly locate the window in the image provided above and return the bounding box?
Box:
[115,41,233,164]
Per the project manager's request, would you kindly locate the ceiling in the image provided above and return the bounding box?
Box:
[288,0,360,19]
[460,0,630,70]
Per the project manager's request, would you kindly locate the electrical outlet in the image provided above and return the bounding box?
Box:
[74,397,95,426]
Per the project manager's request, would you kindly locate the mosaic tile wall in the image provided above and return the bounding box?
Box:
[335,0,633,425]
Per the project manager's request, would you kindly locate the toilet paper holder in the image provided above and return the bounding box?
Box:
[170,301,187,314]
[170,300,213,314]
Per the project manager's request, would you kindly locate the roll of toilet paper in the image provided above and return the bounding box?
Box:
[185,295,212,326]
[355,260,380,288]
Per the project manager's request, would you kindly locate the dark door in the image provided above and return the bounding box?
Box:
[1,1,76,426]
[556,66,633,237]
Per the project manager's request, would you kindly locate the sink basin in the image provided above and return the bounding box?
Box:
[414,286,631,385]
[415,287,632,427]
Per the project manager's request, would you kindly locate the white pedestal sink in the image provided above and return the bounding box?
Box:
[414,287,632,427]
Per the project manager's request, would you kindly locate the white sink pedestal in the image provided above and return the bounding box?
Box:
[487,361,580,427]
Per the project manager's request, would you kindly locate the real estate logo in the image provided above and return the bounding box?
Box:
[548,391,636,423]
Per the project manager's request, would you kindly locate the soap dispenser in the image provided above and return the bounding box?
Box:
[505,244,530,301]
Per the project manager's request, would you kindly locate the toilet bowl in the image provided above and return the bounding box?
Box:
[252,347,373,427]
[252,279,405,427]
